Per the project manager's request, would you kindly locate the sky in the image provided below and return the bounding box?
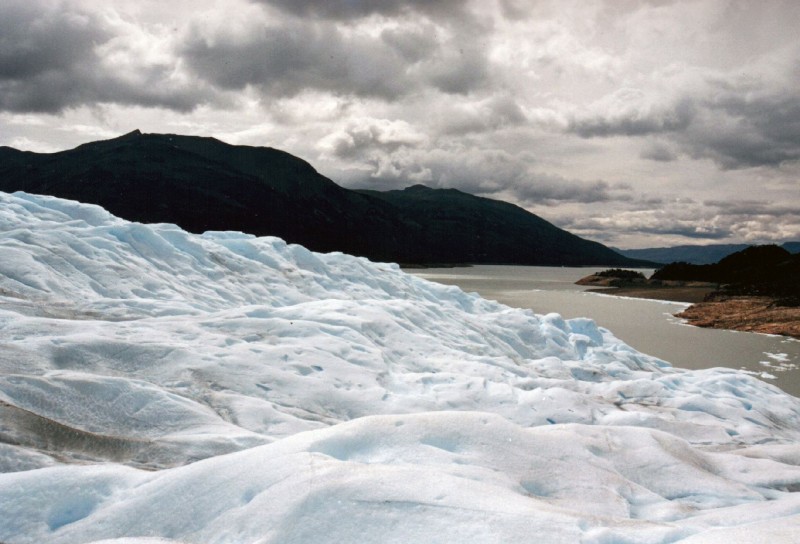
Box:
[1,0,798,249]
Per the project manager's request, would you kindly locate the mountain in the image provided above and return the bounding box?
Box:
[358,184,642,266]
[617,242,800,265]
[0,131,645,266]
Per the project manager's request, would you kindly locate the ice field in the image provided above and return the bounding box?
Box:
[1,191,799,543]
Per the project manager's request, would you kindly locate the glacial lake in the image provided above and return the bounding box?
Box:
[408,265,800,398]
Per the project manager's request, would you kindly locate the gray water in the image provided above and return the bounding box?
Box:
[408,265,800,397]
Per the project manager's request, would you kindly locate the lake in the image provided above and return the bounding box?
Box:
[408,265,800,398]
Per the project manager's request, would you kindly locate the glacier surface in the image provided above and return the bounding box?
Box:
[0,191,799,543]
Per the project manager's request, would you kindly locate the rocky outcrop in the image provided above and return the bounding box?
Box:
[676,295,800,339]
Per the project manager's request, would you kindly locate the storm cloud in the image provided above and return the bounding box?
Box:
[0,1,107,112]
[686,86,800,169]
[180,6,491,100]
[0,0,216,113]
[569,95,696,138]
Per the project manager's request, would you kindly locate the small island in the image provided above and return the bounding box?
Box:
[578,246,800,338]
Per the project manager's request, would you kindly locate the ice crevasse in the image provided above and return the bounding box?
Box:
[0,191,799,543]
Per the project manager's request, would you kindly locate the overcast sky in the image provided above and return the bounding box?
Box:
[1,0,798,248]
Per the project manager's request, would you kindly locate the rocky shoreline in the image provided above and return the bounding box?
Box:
[676,295,800,339]
[576,272,800,339]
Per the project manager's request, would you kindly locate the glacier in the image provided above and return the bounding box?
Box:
[0,190,799,543]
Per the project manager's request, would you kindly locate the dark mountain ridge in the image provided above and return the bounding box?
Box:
[359,184,631,266]
[0,131,646,266]
[652,245,800,303]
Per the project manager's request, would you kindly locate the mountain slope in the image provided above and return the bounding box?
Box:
[361,184,641,266]
[0,131,644,266]
[0,131,412,262]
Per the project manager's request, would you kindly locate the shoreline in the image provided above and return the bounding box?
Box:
[578,274,800,339]
[675,296,800,339]
[586,285,715,304]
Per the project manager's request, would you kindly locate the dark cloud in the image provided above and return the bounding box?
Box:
[182,22,412,100]
[0,1,106,112]
[640,141,677,162]
[0,0,491,113]
[253,0,469,21]
[439,95,527,135]
[381,24,440,63]
[511,175,623,206]
[684,88,800,169]
[568,97,695,138]
[182,14,491,101]
[638,225,732,240]
[423,46,490,95]
[0,3,105,79]
[568,66,800,170]
[0,1,213,113]
[497,0,529,20]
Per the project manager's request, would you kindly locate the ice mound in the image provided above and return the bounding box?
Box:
[0,371,266,468]
[4,413,800,544]
[1,191,800,543]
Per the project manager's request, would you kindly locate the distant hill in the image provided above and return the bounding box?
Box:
[783,241,800,254]
[618,243,800,265]
[652,245,800,303]
[0,130,646,267]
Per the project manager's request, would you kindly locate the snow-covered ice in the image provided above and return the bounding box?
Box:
[1,191,799,543]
